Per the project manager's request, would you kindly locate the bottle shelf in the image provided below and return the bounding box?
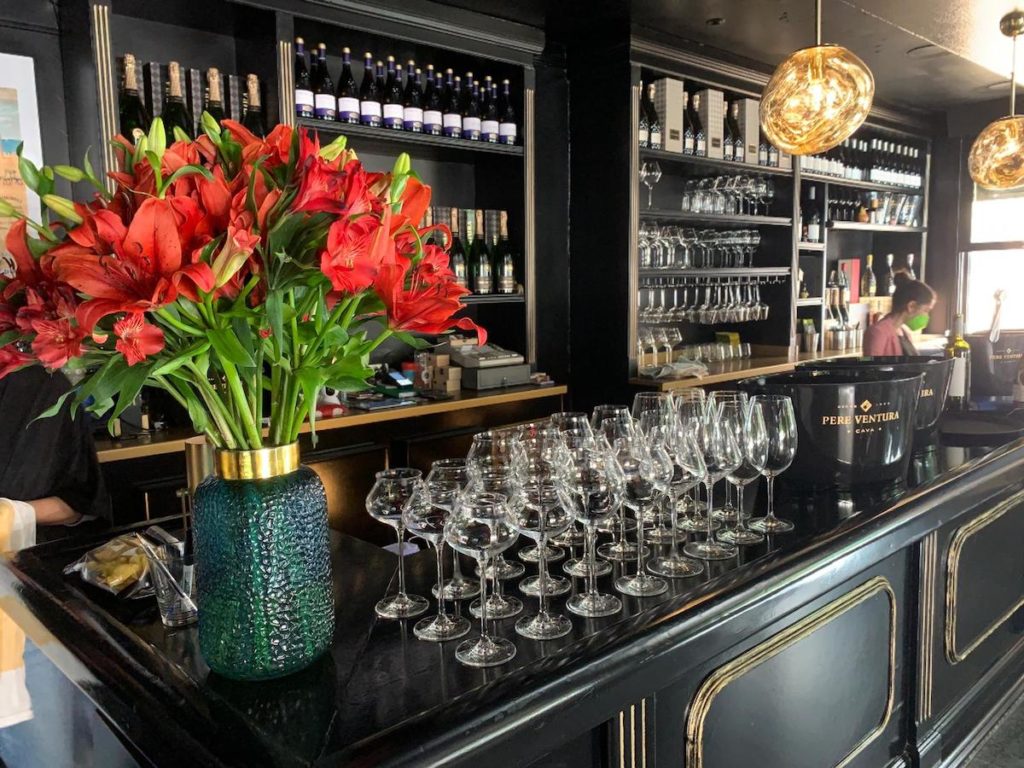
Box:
[639,267,791,277]
[827,221,926,234]
[639,209,792,227]
[800,172,923,196]
[639,147,793,177]
[798,242,825,251]
[797,297,823,307]
[297,117,524,159]
[462,294,526,305]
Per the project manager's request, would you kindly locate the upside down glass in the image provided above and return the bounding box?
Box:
[366,468,428,619]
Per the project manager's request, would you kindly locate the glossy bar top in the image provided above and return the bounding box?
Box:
[630,349,864,390]
[1,433,1022,767]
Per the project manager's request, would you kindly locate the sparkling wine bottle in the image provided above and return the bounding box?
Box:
[119,53,149,142]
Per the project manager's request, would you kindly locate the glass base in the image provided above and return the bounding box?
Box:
[519,574,572,597]
[413,612,471,641]
[518,544,565,564]
[615,573,668,597]
[712,505,739,523]
[433,577,481,601]
[597,541,645,562]
[683,540,737,561]
[455,635,517,667]
[646,526,675,543]
[515,611,573,640]
[375,592,429,619]
[477,557,526,580]
[567,591,622,618]
[647,554,705,578]
[563,557,612,578]
[748,516,795,534]
[552,528,585,547]
[717,527,765,545]
[676,516,720,533]
[597,517,637,534]
[469,594,523,619]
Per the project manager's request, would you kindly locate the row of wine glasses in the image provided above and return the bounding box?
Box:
[638,276,777,324]
[639,225,761,270]
[681,175,776,216]
[364,392,798,668]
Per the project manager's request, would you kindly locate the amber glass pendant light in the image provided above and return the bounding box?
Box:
[760,0,874,155]
[969,12,1024,190]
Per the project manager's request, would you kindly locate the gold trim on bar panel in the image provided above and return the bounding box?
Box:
[627,83,640,376]
[524,86,537,367]
[91,3,117,192]
[918,532,938,721]
[686,577,897,768]
[614,697,649,768]
[216,443,300,480]
[278,40,295,127]
[945,489,1024,664]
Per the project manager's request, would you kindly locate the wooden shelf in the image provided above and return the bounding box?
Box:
[462,294,526,305]
[798,242,825,251]
[640,147,793,177]
[828,221,926,234]
[639,267,791,277]
[800,172,923,196]
[639,210,792,227]
[297,118,524,159]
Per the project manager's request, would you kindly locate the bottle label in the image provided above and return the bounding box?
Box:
[338,97,360,122]
[295,89,314,117]
[723,141,734,161]
[314,94,336,120]
[638,127,649,147]
[383,103,404,128]
[696,136,706,156]
[949,358,967,397]
[403,106,423,132]
[462,116,481,140]
[443,113,462,138]
[498,276,516,293]
[683,133,694,154]
[481,119,499,142]
[735,143,745,162]
[360,100,382,127]
[423,109,443,134]
[649,129,662,149]
[807,223,820,242]
[499,122,517,144]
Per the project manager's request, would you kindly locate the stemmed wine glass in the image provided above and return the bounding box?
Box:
[748,395,797,534]
[515,433,570,565]
[613,434,667,597]
[708,391,747,524]
[550,412,595,441]
[445,491,519,667]
[716,401,767,546]
[404,477,472,641]
[648,422,705,578]
[683,405,742,560]
[561,433,613,579]
[592,406,640,562]
[466,460,525,619]
[674,391,716,534]
[428,459,480,601]
[640,160,662,208]
[468,433,527,582]
[366,468,429,619]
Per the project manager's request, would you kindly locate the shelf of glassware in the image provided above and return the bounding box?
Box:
[296,117,524,159]
[827,221,926,234]
[799,171,923,196]
[639,147,793,177]
[639,267,791,277]
[638,210,792,227]
[462,294,526,305]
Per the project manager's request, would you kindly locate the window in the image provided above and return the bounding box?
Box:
[966,185,1024,333]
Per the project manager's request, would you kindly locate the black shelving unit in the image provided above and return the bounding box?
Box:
[639,147,793,177]
[828,221,927,234]
[801,172,923,196]
[798,241,825,251]
[639,210,792,227]
[462,294,526,305]
[297,117,524,159]
[639,267,791,277]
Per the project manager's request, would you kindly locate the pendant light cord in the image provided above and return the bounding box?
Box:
[816,0,822,46]
[1012,31,1018,116]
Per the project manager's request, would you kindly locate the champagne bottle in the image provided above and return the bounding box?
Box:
[422,66,443,136]
[806,187,821,242]
[469,210,492,294]
[638,84,650,148]
[335,47,359,124]
[448,208,467,288]
[645,83,661,150]
[314,43,335,121]
[498,78,517,145]
[885,253,897,296]
[293,38,314,119]
[496,211,516,294]
[119,53,149,142]
[358,53,381,127]
[758,130,769,166]
[442,70,462,138]
[480,75,499,143]
[402,61,423,132]
[860,253,877,297]
[906,252,917,281]
[683,93,695,155]
[461,73,481,141]
[768,141,779,168]
[162,61,194,139]
[728,102,744,162]
[689,93,705,157]
[838,263,851,323]
[945,314,971,412]
[204,67,226,123]
[382,56,403,130]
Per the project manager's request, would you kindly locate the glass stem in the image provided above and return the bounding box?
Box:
[478,556,489,638]
[737,485,746,532]
[669,490,679,554]
[586,524,598,597]
[766,474,776,521]
[434,546,446,619]
[635,505,646,576]
[705,481,715,540]
[396,525,407,598]
[618,504,627,547]
[452,548,464,582]
[537,536,548,616]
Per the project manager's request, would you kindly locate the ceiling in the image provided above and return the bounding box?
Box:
[431,0,1024,110]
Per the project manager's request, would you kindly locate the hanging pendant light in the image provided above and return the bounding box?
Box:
[760,0,875,156]
[969,12,1024,190]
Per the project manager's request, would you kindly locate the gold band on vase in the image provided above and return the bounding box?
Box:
[216,443,300,480]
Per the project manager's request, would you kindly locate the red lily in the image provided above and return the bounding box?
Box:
[320,213,389,295]
[114,312,165,366]
[30,317,86,370]
[0,344,31,379]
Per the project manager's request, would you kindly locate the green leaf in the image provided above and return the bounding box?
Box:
[163,163,214,188]
[323,354,373,388]
[184,390,209,435]
[0,330,21,348]
[151,340,211,376]
[31,389,75,423]
[295,367,325,443]
[76,356,130,412]
[110,363,153,421]
[392,330,431,350]
[16,144,39,194]
[83,150,97,183]
[147,117,166,158]
[37,167,55,198]
[207,327,255,367]
[53,164,85,183]
[145,150,162,183]
[230,317,255,367]
[172,126,191,143]
[266,290,286,356]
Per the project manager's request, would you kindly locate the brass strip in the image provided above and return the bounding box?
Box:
[278,40,295,127]
[618,709,625,768]
[630,703,636,768]
[641,697,647,768]
[614,698,649,768]
[216,443,300,480]
[524,86,537,367]
[91,3,117,192]
[945,489,1024,664]
[627,82,640,376]
[686,577,896,768]
[918,532,938,721]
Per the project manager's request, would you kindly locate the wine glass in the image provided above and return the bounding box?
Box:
[509,481,573,639]
[708,392,748,524]
[592,406,640,562]
[637,413,676,544]
[683,405,742,560]
[561,433,613,579]
[748,395,797,534]
[550,412,595,441]
[515,433,571,565]
[366,468,429,619]
[465,461,525,619]
[648,422,705,578]
[640,160,662,208]
[427,459,480,602]
[613,435,667,597]
[716,401,767,546]
[560,440,624,617]
[674,391,715,534]
[404,479,472,641]
[445,492,518,667]
[631,392,675,430]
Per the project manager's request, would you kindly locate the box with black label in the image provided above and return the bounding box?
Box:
[653,77,685,153]
[462,364,532,390]
[697,88,725,160]
[737,98,761,166]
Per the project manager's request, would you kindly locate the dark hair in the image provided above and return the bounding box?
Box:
[891,270,936,313]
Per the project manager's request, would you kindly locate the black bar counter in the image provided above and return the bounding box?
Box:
[1,429,1024,767]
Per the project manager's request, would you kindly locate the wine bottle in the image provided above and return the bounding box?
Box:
[806,187,821,242]
[402,60,423,132]
[645,83,662,150]
[448,208,467,288]
[945,314,971,411]
[422,65,443,135]
[757,130,769,166]
[203,67,226,123]
[722,107,734,161]
[442,70,462,138]
[359,53,382,127]
[860,253,877,297]
[242,73,266,137]
[469,210,492,294]
[638,84,651,148]
[498,78,517,145]
[768,141,779,168]
[480,75,499,143]
[163,62,194,139]
[336,47,359,124]
[689,93,705,156]
[826,269,839,324]
[885,253,896,296]
[683,93,695,155]
[906,252,917,281]
[496,210,516,294]
[375,60,385,94]
[462,74,481,141]
[382,56,403,130]
[119,53,149,142]
[727,102,744,162]
[293,38,314,119]
[838,263,851,323]
[313,43,335,121]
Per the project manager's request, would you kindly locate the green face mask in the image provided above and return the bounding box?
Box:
[905,313,929,332]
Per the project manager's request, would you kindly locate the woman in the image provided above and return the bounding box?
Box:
[863,272,936,356]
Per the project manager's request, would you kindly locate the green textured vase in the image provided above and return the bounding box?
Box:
[192,444,334,681]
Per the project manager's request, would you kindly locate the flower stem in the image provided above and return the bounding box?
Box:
[221,358,263,449]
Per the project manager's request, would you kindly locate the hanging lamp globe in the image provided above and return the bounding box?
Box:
[760,44,875,156]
